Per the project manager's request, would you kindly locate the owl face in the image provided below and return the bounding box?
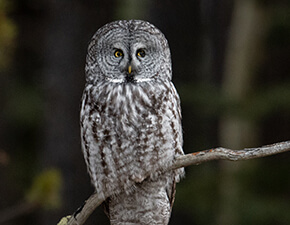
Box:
[86,20,172,84]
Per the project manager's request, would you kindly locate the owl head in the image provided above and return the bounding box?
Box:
[85,20,172,85]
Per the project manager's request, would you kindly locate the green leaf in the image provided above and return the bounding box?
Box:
[26,169,63,210]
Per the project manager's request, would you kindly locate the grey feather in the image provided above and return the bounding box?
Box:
[80,20,184,225]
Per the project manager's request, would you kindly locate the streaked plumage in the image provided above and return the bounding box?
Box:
[80,20,184,225]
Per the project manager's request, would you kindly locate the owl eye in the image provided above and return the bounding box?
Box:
[114,49,123,58]
[136,49,146,58]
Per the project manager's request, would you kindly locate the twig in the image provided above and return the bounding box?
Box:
[64,140,290,225]
[171,141,290,170]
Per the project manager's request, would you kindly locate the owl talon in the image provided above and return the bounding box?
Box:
[130,174,145,183]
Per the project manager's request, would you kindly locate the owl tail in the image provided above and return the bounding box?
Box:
[105,172,176,225]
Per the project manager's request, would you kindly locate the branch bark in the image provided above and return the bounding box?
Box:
[62,140,290,225]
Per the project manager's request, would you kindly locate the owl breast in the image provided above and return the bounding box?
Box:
[80,79,183,198]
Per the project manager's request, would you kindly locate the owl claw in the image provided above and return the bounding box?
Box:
[130,174,144,183]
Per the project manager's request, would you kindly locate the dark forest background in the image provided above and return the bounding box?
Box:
[0,0,289,224]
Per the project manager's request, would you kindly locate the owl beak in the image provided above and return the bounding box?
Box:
[128,65,132,74]
[125,65,135,83]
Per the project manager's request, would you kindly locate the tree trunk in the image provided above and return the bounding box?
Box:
[217,0,268,224]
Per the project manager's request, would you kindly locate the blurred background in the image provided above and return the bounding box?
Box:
[0,0,289,224]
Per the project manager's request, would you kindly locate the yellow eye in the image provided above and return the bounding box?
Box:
[114,49,123,58]
[137,49,146,58]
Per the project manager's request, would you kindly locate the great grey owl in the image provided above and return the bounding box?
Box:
[80,20,184,225]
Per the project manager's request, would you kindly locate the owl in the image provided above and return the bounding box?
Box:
[80,20,184,225]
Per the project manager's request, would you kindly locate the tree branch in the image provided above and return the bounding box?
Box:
[62,140,290,225]
[171,141,290,170]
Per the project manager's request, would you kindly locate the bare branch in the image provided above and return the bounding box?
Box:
[63,191,105,225]
[64,140,290,225]
[171,141,290,170]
